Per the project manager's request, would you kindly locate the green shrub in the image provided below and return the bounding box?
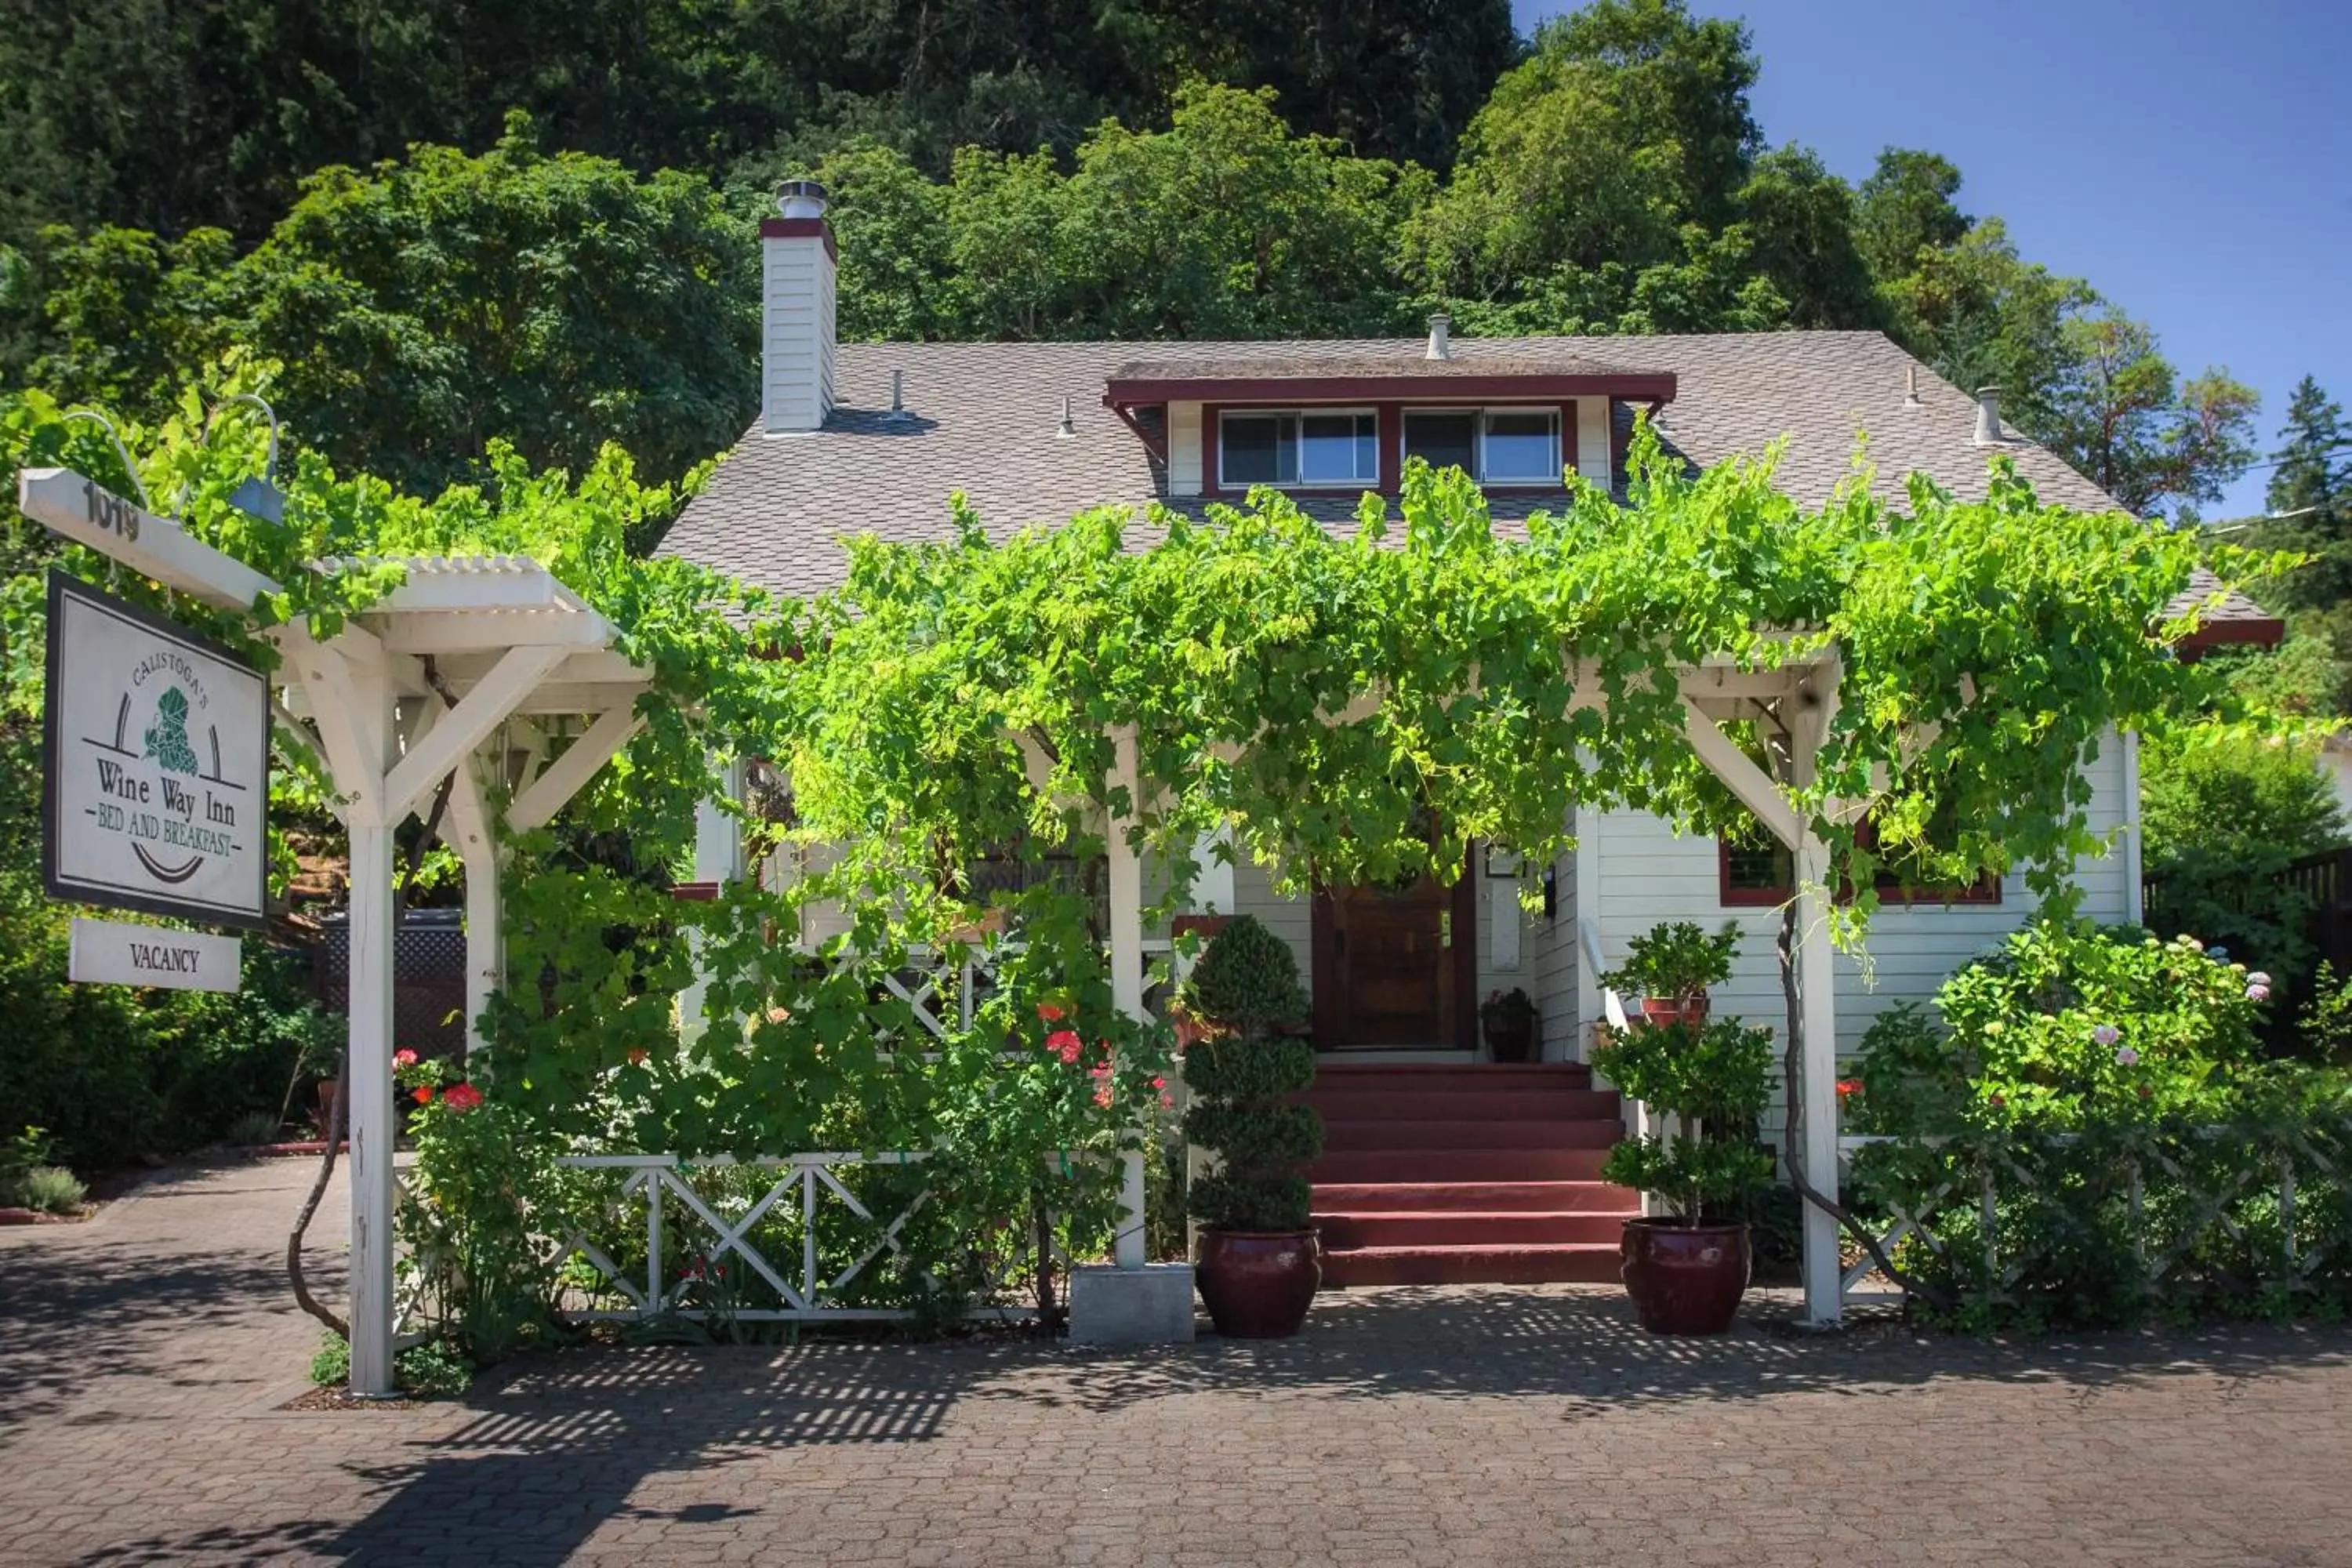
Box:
[1843,919,2352,1330]
[1602,920,1740,1004]
[1858,920,2267,1131]
[15,1163,84,1212]
[308,1333,349,1385]
[225,1110,287,1147]
[2141,731,2344,1007]
[396,1340,474,1398]
[1180,915,1320,1232]
[1590,1015,1775,1221]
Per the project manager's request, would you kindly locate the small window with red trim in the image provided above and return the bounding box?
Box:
[1717,811,1999,907]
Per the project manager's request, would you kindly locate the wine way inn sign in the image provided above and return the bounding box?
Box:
[17,458,654,1396]
[42,571,269,931]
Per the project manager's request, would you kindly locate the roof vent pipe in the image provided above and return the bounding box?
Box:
[888,368,908,420]
[1425,312,1452,361]
[1973,385,2005,445]
[1057,395,1077,438]
[1904,365,1923,409]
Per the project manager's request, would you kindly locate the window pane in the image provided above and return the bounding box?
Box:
[1300,412,1377,483]
[1724,837,1793,894]
[1221,415,1294,485]
[1403,412,1476,474]
[1483,410,1559,481]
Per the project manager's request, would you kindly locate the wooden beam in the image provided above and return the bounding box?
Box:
[372,611,612,655]
[508,704,645,831]
[381,643,572,823]
[510,682,653,715]
[1679,698,1801,850]
[280,637,389,823]
[16,467,279,612]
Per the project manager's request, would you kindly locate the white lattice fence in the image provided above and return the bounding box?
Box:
[1838,1121,2352,1314]
[551,1152,1038,1324]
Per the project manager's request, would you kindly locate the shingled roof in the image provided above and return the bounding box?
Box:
[660,329,2274,637]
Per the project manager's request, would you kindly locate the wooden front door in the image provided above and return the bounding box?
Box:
[1311,854,1477,1050]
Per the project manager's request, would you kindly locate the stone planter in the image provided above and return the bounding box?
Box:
[1619,1217,1751,1334]
[1195,1229,1320,1338]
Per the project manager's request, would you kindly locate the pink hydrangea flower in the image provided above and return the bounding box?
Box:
[2246,982,2271,1003]
[2114,1045,2140,1067]
[2249,971,2272,988]
[2091,1025,2119,1048]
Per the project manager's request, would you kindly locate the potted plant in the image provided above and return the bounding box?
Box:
[1589,1014,1777,1334]
[1479,987,1540,1062]
[1180,913,1322,1337]
[1604,920,1740,1027]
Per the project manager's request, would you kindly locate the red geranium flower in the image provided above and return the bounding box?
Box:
[412,1085,434,1105]
[1835,1078,1864,1100]
[394,1048,418,1068]
[1037,1003,1067,1022]
[442,1083,484,1112]
[1047,1029,1083,1065]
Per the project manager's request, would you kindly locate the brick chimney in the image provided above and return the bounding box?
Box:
[762,180,836,434]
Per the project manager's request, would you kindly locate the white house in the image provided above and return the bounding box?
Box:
[657,183,2279,1300]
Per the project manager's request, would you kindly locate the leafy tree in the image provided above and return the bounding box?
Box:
[0,0,1514,255]
[1733,146,1882,330]
[2249,378,2352,610]
[2,227,240,415]
[1853,147,1969,284]
[787,85,1425,343]
[1882,217,2095,432]
[1531,0,1761,228]
[2042,309,2257,516]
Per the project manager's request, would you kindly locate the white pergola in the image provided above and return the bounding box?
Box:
[707,651,1856,1327]
[19,468,653,1394]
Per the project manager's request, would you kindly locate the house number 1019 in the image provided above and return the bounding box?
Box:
[82,480,140,542]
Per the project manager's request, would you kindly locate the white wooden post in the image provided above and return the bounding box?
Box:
[441,754,501,1057]
[1791,658,1843,1326]
[340,659,401,1396]
[681,758,745,1042]
[2121,729,2145,926]
[1105,726,1149,1269]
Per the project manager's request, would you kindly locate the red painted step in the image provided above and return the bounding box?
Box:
[1308,1146,1613,1184]
[1312,1062,1593,1087]
[1319,1116,1620,1152]
[1303,1088,1621,1122]
[1310,1180,1639,1214]
[1318,1241,1624,1287]
[1314,1209,1632,1249]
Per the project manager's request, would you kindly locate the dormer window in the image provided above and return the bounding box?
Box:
[1218,410,1378,488]
[1404,408,1562,485]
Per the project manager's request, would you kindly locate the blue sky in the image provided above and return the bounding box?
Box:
[1513,0,2352,519]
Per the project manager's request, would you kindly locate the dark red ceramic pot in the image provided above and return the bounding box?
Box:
[1196,1229,1321,1338]
[1620,1217,1751,1334]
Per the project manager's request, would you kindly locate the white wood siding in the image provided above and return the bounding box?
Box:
[760,235,835,434]
[1169,403,1203,496]
[1588,735,2135,1142]
[1575,398,1612,492]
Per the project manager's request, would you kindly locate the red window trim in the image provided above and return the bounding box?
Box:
[1196,400,1584,499]
[1716,833,2002,909]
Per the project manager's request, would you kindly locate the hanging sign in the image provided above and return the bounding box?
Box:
[67,916,241,993]
[42,571,270,929]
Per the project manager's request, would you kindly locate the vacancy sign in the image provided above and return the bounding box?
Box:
[69,917,241,993]
[42,571,269,930]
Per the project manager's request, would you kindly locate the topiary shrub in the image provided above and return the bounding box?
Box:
[1180,914,1321,1232]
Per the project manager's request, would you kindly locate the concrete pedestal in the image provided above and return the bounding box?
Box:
[1068,1262,1196,1345]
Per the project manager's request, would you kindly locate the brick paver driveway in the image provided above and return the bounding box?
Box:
[5,1157,2352,1566]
